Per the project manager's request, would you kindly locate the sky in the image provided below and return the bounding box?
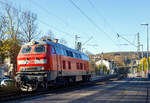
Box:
[2,0,150,54]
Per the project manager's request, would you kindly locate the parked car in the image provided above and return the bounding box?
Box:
[0,79,14,87]
[0,76,9,80]
[0,77,9,83]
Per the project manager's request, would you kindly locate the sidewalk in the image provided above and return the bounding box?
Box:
[91,74,118,81]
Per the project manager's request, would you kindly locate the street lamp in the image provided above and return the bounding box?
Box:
[141,22,149,79]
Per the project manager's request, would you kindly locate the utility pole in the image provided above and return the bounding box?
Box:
[117,33,140,76]
[137,33,140,73]
[101,52,104,74]
[137,33,140,53]
[75,35,80,49]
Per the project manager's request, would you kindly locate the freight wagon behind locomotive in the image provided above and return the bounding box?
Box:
[15,40,91,91]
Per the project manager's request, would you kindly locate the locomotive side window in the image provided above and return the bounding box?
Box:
[70,52,73,57]
[84,64,86,70]
[63,49,67,56]
[51,47,56,54]
[62,60,66,69]
[68,61,71,69]
[66,50,73,57]
[76,63,80,69]
[66,50,69,56]
[74,53,82,59]
[21,46,32,54]
[55,47,59,54]
[75,53,78,58]
[56,47,61,55]
[34,45,45,53]
[79,54,81,59]
[80,63,83,70]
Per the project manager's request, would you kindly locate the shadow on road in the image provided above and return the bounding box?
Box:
[9,78,150,103]
[70,78,150,103]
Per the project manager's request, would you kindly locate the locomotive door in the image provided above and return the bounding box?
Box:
[55,46,62,77]
[51,46,62,78]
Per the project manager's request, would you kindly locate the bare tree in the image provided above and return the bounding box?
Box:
[1,3,22,77]
[0,15,7,40]
[40,30,55,41]
[21,11,39,43]
[0,2,42,77]
[4,4,23,39]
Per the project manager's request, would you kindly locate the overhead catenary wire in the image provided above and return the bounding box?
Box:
[0,0,75,38]
[117,33,137,48]
[87,0,117,35]
[87,0,122,51]
[68,0,118,46]
[29,0,69,26]
[28,0,94,40]
[38,19,75,37]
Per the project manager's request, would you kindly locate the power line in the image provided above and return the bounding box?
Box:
[0,1,74,38]
[68,0,118,46]
[117,33,137,48]
[87,0,117,34]
[29,0,69,26]
[28,0,93,39]
[38,19,74,37]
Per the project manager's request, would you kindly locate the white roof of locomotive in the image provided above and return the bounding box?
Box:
[24,40,89,60]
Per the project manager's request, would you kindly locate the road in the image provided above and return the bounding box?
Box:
[6,78,150,103]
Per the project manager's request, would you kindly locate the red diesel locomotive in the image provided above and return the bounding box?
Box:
[15,40,91,91]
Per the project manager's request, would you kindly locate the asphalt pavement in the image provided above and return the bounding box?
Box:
[5,78,150,103]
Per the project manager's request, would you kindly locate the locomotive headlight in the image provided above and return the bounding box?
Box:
[41,67,45,70]
[38,66,44,71]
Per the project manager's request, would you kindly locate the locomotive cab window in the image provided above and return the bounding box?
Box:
[34,45,46,53]
[21,46,32,54]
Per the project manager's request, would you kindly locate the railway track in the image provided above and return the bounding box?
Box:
[0,74,121,102]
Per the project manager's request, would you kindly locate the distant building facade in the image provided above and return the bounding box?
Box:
[0,57,13,78]
[95,59,115,74]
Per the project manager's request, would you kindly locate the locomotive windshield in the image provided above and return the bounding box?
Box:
[21,46,32,54]
[34,45,46,53]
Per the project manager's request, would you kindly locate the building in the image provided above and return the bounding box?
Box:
[0,57,13,78]
[95,59,115,74]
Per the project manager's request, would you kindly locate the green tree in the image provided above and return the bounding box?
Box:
[96,64,108,74]
[139,57,150,72]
